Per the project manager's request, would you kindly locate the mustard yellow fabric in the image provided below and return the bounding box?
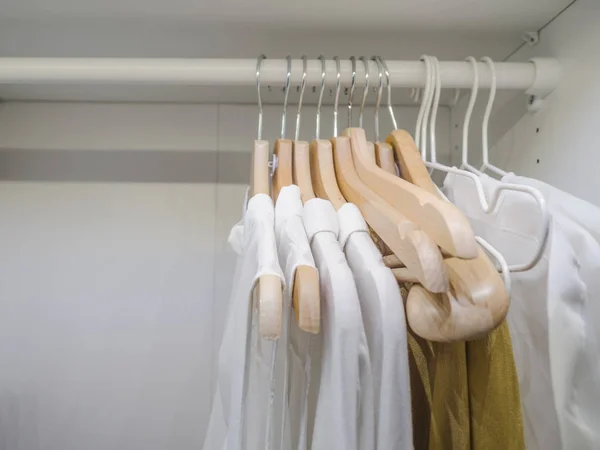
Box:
[467,322,525,450]
[403,286,525,450]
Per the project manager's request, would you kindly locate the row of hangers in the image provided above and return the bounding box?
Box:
[250,54,550,343]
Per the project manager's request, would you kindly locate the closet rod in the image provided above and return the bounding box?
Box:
[0,58,560,92]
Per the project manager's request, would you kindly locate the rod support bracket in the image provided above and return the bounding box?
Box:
[526,57,561,112]
[522,31,540,47]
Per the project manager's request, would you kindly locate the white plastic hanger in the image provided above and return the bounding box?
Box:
[357,57,376,161]
[478,56,507,177]
[371,56,397,174]
[251,55,284,338]
[422,54,550,273]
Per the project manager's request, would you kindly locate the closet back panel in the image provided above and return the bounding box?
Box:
[449,0,600,207]
[0,102,450,448]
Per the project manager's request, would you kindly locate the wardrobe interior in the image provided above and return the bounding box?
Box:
[0,0,597,448]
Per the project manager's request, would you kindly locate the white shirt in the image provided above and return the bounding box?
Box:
[302,198,375,450]
[443,172,600,450]
[273,185,318,450]
[502,173,600,450]
[203,193,285,450]
[337,203,413,450]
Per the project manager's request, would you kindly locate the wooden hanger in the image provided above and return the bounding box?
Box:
[273,136,319,333]
[343,127,478,259]
[330,135,448,293]
[272,139,293,201]
[249,56,284,339]
[292,56,316,204]
[286,55,320,334]
[375,141,397,175]
[365,141,377,162]
[251,140,284,339]
[293,141,316,203]
[387,129,509,341]
[309,139,346,210]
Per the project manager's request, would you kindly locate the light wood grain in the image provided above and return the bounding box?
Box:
[366,141,376,162]
[272,138,293,201]
[252,140,283,339]
[375,142,397,174]
[309,139,347,210]
[343,127,478,259]
[384,253,405,268]
[331,136,448,293]
[293,265,320,334]
[272,138,320,334]
[256,274,283,339]
[293,140,316,203]
[387,129,510,342]
[251,140,271,196]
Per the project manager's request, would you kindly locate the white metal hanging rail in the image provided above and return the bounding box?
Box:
[0,57,560,105]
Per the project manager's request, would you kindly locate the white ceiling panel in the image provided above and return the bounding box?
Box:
[0,0,572,32]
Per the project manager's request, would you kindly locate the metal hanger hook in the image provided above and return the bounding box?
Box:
[256,54,266,140]
[348,56,357,127]
[333,56,341,137]
[281,55,292,140]
[316,55,326,139]
[358,56,370,128]
[371,56,384,142]
[378,56,397,130]
[295,55,308,141]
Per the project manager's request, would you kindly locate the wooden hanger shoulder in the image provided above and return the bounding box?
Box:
[388,129,509,342]
[272,138,293,201]
[331,136,448,293]
[291,140,320,335]
[366,141,376,162]
[251,139,283,339]
[272,138,320,334]
[292,140,316,203]
[309,139,346,210]
[395,249,509,342]
[386,130,438,192]
[251,140,271,196]
[375,141,397,175]
[293,265,320,334]
[343,127,478,260]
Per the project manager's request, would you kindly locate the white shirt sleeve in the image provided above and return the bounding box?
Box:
[204,193,285,450]
[338,203,413,450]
[303,198,375,450]
[274,185,318,450]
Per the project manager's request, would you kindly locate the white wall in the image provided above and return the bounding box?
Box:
[0,101,450,449]
[459,0,600,206]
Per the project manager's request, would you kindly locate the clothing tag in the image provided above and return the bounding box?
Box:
[269,154,278,178]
